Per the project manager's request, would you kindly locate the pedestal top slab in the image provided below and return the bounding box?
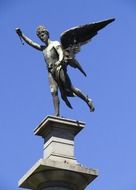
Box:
[34,115,85,137]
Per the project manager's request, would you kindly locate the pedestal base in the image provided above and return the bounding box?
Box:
[19,159,98,190]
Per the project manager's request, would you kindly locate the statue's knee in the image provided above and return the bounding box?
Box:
[73,87,81,94]
[51,88,58,96]
[75,88,80,93]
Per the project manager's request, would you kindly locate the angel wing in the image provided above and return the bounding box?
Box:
[60,18,115,75]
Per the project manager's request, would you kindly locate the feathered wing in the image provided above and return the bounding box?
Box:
[60,18,115,73]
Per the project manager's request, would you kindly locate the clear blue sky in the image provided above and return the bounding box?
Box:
[0,0,136,189]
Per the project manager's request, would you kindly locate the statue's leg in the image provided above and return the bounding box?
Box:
[71,86,95,112]
[58,68,73,109]
[48,73,60,116]
[58,68,94,111]
[52,90,60,116]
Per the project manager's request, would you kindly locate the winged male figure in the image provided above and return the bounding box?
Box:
[16,18,115,116]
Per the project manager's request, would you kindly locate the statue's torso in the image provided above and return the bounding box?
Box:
[43,41,60,69]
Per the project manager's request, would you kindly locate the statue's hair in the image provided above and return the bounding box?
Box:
[36,25,49,37]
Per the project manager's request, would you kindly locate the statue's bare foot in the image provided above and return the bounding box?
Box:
[87,99,95,112]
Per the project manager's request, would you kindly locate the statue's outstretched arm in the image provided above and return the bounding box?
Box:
[16,28,42,51]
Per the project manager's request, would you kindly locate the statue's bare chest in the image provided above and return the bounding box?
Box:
[43,44,58,61]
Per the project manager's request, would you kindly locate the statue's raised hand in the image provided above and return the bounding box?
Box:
[16,28,22,37]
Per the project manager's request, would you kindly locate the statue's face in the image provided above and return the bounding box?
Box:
[38,30,49,43]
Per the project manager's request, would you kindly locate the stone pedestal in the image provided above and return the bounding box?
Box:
[18,116,98,190]
[34,115,85,164]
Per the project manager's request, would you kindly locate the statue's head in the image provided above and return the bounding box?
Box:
[36,25,49,43]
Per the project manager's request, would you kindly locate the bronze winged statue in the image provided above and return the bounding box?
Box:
[16,18,115,116]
